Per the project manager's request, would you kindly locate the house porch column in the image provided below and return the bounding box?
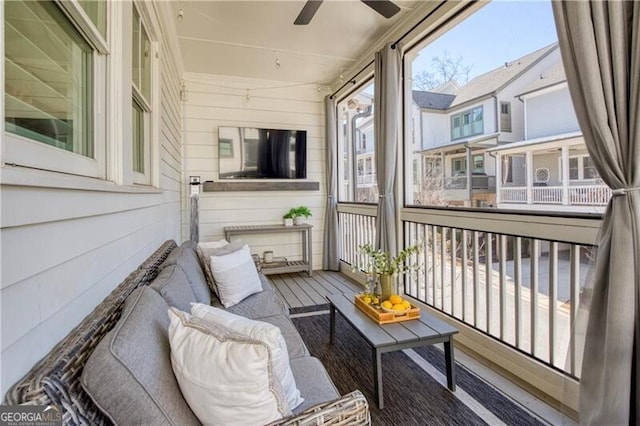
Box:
[526,150,533,204]
[495,153,502,204]
[466,146,472,207]
[561,146,570,205]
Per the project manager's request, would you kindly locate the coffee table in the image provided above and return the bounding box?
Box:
[327,293,459,409]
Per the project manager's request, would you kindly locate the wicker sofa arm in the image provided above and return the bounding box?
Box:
[268,391,370,426]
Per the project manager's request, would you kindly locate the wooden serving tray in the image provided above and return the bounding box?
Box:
[354,294,421,324]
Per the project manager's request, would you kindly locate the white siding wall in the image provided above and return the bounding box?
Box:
[496,48,563,142]
[420,111,449,149]
[526,86,580,139]
[0,3,183,396]
[181,73,326,267]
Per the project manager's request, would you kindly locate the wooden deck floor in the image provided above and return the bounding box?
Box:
[268,270,362,312]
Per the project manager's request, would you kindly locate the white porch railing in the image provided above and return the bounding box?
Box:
[356,174,376,185]
[501,187,527,203]
[532,186,563,204]
[501,184,611,206]
[569,185,613,205]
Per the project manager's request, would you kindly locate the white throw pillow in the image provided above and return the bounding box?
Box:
[191,303,304,411]
[196,240,234,295]
[209,244,262,307]
[167,308,290,425]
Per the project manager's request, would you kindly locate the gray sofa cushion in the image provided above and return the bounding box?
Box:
[162,241,211,305]
[290,357,341,413]
[211,287,287,319]
[81,287,199,426]
[150,265,197,311]
[260,315,310,359]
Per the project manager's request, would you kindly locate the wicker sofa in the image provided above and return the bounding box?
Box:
[4,240,370,425]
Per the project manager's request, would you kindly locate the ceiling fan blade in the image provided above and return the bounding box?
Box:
[361,0,401,19]
[294,0,323,25]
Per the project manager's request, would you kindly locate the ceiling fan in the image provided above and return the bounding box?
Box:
[294,0,401,25]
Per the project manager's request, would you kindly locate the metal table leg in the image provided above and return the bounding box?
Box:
[444,337,456,391]
[373,348,383,408]
[329,303,336,345]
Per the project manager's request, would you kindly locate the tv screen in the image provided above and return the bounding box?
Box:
[218,126,307,179]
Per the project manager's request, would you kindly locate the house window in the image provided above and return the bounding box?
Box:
[451,106,483,140]
[473,155,484,173]
[337,81,377,202]
[451,157,466,176]
[561,155,600,181]
[79,0,107,37]
[5,1,94,157]
[500,101,512,132]
[132,5,152,180]
[4,0,108,178]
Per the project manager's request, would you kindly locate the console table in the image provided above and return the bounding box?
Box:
[223,224,313,276]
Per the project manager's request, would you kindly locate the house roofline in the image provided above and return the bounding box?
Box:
[416,132,500,155]
[487,131,583,154]
[517,80,568,99]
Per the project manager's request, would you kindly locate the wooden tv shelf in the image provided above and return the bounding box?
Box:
[223,224,313,276]
[204,181,319,192]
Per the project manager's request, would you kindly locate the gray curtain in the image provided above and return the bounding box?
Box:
[553,2,639,424]
[374,42,402,256]
[323,95,340,271]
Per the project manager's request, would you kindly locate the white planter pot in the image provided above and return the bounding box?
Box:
[283,218,294,226]
[294,217,306,225]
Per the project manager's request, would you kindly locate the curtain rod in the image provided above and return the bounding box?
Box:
[329,0,473,100]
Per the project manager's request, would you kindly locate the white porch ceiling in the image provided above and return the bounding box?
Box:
[171,0,418,85]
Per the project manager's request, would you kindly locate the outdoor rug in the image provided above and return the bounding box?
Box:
[292,313,547,426]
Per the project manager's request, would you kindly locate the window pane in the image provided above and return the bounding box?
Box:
[79,0,107,38]
[141,25,151,100]
[5,1,93,157]
[337,81,377,202]
[132,100,144,173]
[583,156,599,179]
[132,8,140,90]
[569,157,579,180]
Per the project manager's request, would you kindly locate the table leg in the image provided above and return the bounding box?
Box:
[373,348,383,409]
[306,228,313,276]
[329,304,336,345]
[444,337,456,392]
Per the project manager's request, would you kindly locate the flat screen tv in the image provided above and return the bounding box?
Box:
[218,126,307,179]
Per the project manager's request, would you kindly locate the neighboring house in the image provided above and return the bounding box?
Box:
[410,43,562,207]
[487,61,612,213]
[338,91,378,203]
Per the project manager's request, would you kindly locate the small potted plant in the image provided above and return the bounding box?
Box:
[292,205,312,225]
[283,211,294,227]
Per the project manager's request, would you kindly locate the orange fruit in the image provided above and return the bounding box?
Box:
[381,300,393,309]
[392,303,406,311]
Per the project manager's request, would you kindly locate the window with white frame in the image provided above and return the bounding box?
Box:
[560,154,600,181]
[500,101,512,132]
[131,4,152,182]
[4,0,107,178]
[451,157,466,176]
[337,80,377,202]
[451,106,483,140]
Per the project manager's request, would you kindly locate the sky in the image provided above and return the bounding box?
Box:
[412,1,559,84]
